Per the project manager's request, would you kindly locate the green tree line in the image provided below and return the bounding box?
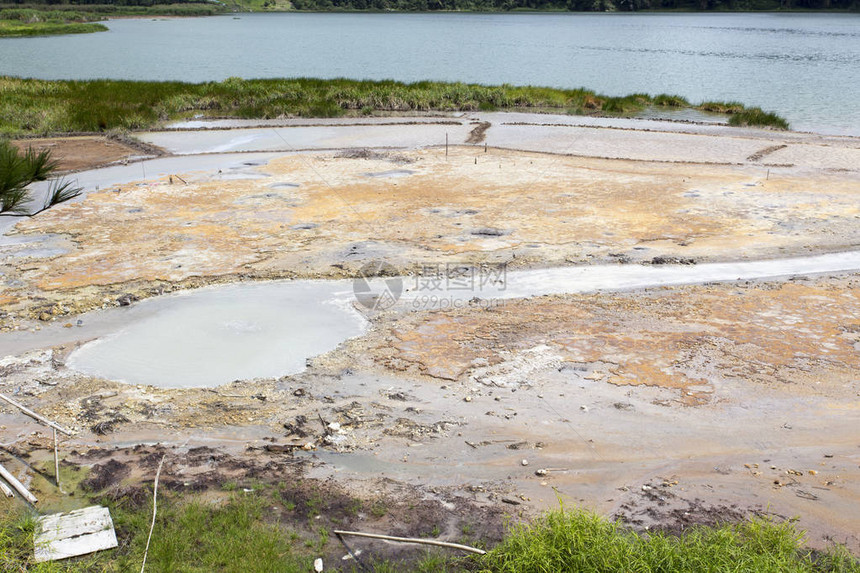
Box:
[2,0,856,8]
[290,0,855,10]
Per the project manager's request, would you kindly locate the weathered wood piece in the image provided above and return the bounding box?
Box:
[34,506,118,562]
[0,462,37,504]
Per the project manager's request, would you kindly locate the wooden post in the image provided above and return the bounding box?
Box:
[332,530,485,555]
[0,462,38,504]
[0,393,72,436]
[53,428,61,492]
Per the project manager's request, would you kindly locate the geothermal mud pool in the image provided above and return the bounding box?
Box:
[1,114,859,561]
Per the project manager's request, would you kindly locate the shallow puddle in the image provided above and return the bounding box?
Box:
[67,281,365,388]
[21,250,860,389]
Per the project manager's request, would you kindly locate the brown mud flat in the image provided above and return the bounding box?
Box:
[0,443,507,567]
[10,136,158,173]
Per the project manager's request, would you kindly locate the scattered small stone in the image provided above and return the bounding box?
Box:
[580,405,589,412]
[463,396,472,402]
[293,388,306,397]
[521,459,529,466]
[116,294,138,307]
[535,469,547,477]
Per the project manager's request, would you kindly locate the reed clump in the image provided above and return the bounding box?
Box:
[0,77,790,135]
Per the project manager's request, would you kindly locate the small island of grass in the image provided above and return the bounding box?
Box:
[0,4,224,38]
[0,8,107,37]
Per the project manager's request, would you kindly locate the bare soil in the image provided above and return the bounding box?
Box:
[1,119,859,560]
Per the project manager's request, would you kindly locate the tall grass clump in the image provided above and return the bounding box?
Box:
[0,77,791,136]
[729,106,790,129]
[477,507,859,572]
[653,93,690,107]
[698,100,746,114]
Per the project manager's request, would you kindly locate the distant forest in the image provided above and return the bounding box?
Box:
[290,0,855,10]
[5,0,855,12]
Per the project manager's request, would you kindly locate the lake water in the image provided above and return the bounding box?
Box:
[1,13,859,135]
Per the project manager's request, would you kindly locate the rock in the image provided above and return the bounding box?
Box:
[293,388,306,397]
[535,469,547,476]
[521,459,529,466]
[38,312,52,322]
[302,442,315,451]
[471,227,509,237]
[116,294,138,307]
[463,396,472,402]
[580,405,589,412]
[649,256,696,265]
[314,557,324,572]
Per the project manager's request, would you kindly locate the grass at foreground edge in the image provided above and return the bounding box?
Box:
[1,496,857,572]
[0,76,789,137]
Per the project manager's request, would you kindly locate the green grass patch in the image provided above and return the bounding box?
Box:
[653,93,691,107]
[729,106,791,129]
[1,493,311,572]
[698,100,746,114]
[0,499,857,571]
[0,77,790,136]
[477,508,859,572]
[0,11,107,37]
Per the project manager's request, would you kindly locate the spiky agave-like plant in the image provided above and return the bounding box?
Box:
[0,140,81,216]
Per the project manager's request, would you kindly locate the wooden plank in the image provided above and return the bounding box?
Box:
[34,506,118,563]
[0,393,72,436]
[0,462,38,504]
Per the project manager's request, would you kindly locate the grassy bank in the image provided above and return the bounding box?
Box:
[0,8,107,37]
[1,499,857,572]
[0,4,222,37]
[0,77,789,135]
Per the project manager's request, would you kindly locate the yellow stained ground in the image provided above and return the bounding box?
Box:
[2,147,859,322]
[378,279,860,405]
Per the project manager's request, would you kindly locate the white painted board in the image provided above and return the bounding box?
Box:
[34,506,118,562]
